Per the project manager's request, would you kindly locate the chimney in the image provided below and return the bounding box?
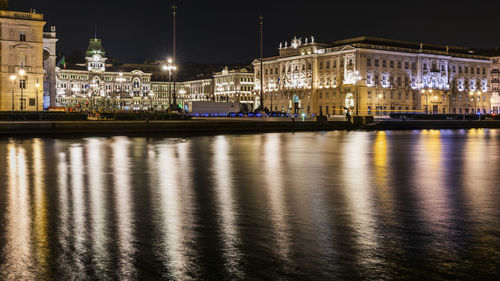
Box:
[0,0,7,10]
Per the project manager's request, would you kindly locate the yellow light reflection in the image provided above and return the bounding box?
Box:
[112,137,136,280]
[1,144,35,280]
[213,136,242,278]
[32,139,51,278]
[373,132,393,218]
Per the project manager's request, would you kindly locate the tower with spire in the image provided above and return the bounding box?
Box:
[85,38,107,72]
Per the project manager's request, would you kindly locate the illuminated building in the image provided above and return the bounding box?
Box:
[214,67,256,110]
[0,3,46,111]
[253,36,492,116]
[43,26,58,108]
[490,56,500,113]
[55,38,156,110]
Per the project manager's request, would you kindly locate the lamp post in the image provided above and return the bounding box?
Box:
[10,75,16,111]
[35,80,40,112]
[163,58,177,111]
[19,69,25,112]
[171,4,178,111]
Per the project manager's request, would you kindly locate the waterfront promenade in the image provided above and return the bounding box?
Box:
[2,119,500,136]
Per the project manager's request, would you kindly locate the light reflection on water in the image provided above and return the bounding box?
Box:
[0,131,498,280]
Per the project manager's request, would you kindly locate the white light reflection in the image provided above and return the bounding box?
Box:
[212,136,242,278]
[151,142,197,280]
[263,134,291,268]
[0,144,34,280]
[56,150,72,276]
[342,132,382,269]
[86,138,110,277]
[112,137,136,280]
[70,145,89,277]
[414,131,451,235]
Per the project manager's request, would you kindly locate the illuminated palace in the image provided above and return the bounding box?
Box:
[253,36,493,116]
[55,39,158,110]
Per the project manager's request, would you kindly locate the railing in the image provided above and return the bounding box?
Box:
[0,10,43,21]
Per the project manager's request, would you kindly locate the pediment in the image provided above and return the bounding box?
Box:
[339,45,356,52]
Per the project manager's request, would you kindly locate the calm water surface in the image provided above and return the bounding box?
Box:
[0,130,499,280]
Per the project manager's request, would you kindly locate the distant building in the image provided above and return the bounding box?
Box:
[214,67,256,110]
[43,26,57,108]
[490,57,500,113]
[0,5,45,111]
[253,36,492,116]
[55,38,157,110]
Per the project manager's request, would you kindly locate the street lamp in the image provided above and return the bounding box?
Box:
[19,69,25,111]
[10,75,16,111]
[163,58,177,111]
[35,80,40,112]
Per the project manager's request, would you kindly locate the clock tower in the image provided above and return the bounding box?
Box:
[85,38,107,72]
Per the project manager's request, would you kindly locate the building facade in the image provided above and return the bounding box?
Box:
[43,26,57,108]
[0,8,45,111]
[214,67,256,110]
[490,56,500,113]
[55,39,159,111]
[253,36,492,116]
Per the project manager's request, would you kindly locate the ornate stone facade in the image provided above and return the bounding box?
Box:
[55,39,158,111]
[0,8,45,111]
[253,36,492,116]
[214,67,255,110]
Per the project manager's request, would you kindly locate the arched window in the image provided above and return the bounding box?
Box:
[133,78,141,89]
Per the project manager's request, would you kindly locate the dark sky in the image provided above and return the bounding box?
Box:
[11,0,500,64]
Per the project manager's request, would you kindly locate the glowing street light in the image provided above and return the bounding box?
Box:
[35,80,40,112]
[10,75,16,111]
[18,69,26,111]
[162,58,177,110]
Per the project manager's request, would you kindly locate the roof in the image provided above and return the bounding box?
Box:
[86,38,106,57]
[329,36,491,59]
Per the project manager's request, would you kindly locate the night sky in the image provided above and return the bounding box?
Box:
[11,0,500,64]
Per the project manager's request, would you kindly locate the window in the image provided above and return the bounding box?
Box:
[20,79,26,89]
[29,98,36,106]
[375,59,379,67]
[383,60,387,68]
[390,60,394,68]
[412,62,416,70]
[367,59,371,67]
[397,61,402,69]
[459,66,462,73]
[19,32,26,42]
[405,62,409,69]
